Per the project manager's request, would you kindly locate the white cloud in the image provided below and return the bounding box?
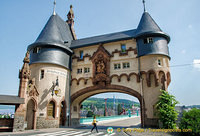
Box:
[193,59,200,71]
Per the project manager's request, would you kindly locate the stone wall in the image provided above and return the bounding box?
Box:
[13,114,25,132]
[36,117,59,129]
[71,118,80,126]
[144,117,159,128]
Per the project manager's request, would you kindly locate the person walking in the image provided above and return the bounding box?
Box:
[91,115,98,133]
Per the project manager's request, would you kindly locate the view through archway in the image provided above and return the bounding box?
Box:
[80,92,141,129]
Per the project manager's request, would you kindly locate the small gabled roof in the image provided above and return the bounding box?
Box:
[135,12,170,42]
[28,14,73,53]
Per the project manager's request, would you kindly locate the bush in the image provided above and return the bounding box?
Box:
[86,111,94,117]
[156,90,179,129]
[180,108,200,136]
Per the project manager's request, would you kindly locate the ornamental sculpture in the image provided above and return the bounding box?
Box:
[91,45,111,86]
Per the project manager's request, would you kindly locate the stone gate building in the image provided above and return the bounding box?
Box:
[13,4,171,131]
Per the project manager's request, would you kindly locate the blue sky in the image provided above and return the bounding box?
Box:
[0,0,200,106]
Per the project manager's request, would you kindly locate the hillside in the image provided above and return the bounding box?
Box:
[81,97,140,110]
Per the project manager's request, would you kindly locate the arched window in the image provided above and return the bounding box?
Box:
[47,101,55,118]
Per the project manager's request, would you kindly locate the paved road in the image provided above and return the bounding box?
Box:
[0,117,141,136]
[0,128,128,136]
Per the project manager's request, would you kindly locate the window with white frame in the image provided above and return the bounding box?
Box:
[84,68,90,73]
[114,63,121,70]
[77,68,82,74]
[33,47,41,53]
[123,62,130,69]
[143,37,153,44]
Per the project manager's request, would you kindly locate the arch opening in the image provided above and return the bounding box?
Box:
[26,99,36,130]
[70,85,143,128]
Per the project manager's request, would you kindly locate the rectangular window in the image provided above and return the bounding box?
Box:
[79,50,83,59]
[123,62,130,69]
[40,70,44,80]
[114,63,121,70]
[143,37,153,44]
[121,44,126,53]
[84,68,90,73]
[33,47,41,53]
[77,68,82,74]
[158,59,162,66]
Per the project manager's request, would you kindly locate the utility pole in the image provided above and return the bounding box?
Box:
[104,98,107,116]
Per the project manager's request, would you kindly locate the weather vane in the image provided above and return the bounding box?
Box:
[142,0,146,12]
[53,0,56,15]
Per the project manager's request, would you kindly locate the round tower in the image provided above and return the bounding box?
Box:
[135,11,171,127]
[26,12,73,128]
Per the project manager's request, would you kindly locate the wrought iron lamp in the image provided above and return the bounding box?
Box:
[51,77,60,96]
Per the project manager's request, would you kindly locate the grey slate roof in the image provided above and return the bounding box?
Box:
[70,12,170,49]
[135,12,170,42]
[0,95,24,105]
[70,29,136,49]
[28,14,73,53]
[28,12,170,51]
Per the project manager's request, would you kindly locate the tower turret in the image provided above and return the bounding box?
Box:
[24,5,74,129]
[135,2,171,127]
[135,11,170,58]
[28,13,73,69]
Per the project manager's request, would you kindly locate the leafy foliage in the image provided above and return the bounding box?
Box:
[180,108,200,136]
[82,97,140,110]
[156,90,179,129]
[86,111,94,117]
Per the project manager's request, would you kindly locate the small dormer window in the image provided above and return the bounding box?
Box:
[80,51,83,59]
[121,44,126,53]
[33,47,41,54]
[143,37,153,44]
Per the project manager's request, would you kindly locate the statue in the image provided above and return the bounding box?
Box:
[97,60,105,74]
[67,5,74,24]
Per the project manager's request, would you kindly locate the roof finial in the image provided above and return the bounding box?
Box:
[142,0,146,12]
[53,0,56,15]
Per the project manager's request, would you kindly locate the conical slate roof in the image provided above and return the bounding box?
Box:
[28,14,73,53]
[135,12,170,42]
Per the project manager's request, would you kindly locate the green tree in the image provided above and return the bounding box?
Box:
[156,90,179,129]
[180,108,200,136]
[86,111,94,117]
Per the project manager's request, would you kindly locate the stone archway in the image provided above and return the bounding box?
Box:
[70,85,144,127]
[26,99,36,129]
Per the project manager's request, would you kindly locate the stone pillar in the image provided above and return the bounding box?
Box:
[13,52,30,132]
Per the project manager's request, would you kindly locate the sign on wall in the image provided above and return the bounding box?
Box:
[47,69,67,77]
